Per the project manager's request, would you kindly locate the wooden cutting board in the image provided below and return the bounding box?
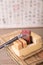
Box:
[0,30,43,65]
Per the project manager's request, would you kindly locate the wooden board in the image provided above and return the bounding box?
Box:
[0,30,43,65]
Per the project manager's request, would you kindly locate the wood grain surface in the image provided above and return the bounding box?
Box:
[0,48,18,65]
[0,29,43,65]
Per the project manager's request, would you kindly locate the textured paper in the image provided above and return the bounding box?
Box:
[0,0,43,28]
